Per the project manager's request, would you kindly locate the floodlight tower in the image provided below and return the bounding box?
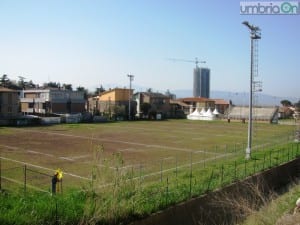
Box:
[127,74,134,120]
[242,21,261,160]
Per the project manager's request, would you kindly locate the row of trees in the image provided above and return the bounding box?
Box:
[281,99,300,108]
[2,74,298,108]
[0,74,108,99]
[0,74,174,99]
[0,74,78,91]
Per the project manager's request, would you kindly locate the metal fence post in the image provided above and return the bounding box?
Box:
[234,161,237,181]
[0,157,2,190]
[189,151,192,197]
[139,163,143,188]
[269,151,272,168]
[176,154,178,179]
[60,179,63,194]
[244,160,247,177]
[24,164,27,194]
[160,160,163,182]
[215,145,218,161]
[203,150,206,168]
[263,153,266,170]
[55,198,59,225]
[221,165,224,185]
[207,170,214,192]
[166,177,169,206]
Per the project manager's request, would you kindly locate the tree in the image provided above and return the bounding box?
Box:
[281,100,292,107]
[26,80,37,89]
[62,83,73,91]
[16,76,37,89]
[94,85,106,95]
[0,74,21,90]
[17,76,26,89]
[141,102,151,117]
[113,105,126,119]
[295,100,300,111]
[165,89,176,100]
[76,86,88,100]
[43,82,60,88]
[0,74,11,87]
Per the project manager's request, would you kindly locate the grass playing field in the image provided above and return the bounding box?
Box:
[0,119,295,191]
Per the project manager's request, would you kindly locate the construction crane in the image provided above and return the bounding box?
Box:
[167,57,206,68]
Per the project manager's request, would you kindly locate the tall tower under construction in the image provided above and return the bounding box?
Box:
[193,67,210,98]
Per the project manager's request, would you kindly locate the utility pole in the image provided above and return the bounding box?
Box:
[242,21,261,160]
[127,74,134,120]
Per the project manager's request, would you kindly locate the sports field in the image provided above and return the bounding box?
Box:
[0,119,295,191]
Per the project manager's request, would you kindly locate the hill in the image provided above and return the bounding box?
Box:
[172,89,299,106]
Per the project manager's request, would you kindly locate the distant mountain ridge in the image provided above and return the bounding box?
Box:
[172,89,299,106]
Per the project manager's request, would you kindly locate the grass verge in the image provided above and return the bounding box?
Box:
[1,142,299,224]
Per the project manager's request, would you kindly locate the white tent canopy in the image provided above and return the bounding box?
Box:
[213,108,219,115]
[187,108,216,121]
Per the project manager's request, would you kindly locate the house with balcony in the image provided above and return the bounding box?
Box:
[20,89,85,115]
[133,92,171,119]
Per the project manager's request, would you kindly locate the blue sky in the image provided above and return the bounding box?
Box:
[0,0,299,98]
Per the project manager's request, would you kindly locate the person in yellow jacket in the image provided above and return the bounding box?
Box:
[51,169,63,194]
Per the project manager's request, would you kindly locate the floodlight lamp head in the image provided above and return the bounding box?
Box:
[242,21,259,31]
[242,21,249,26]
[254,26,260,31]
[242,21,252,30]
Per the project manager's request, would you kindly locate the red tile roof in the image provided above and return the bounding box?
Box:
[212,99,230,105]
[178,97,214,102]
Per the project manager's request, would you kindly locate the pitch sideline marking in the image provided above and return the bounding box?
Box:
[0,156,91,181]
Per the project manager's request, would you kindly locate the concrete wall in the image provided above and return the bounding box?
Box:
[40,117,61,125]
[131,157,300,225]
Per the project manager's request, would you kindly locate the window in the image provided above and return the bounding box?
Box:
[8,93,12,104]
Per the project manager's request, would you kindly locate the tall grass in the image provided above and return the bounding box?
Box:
[0,188,86,225]
[241,183,300,225]
[81,142,300,224]
[1,142,299,224]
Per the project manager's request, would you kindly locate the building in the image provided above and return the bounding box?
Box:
[169,99,189,118]
[133,92,171,119]
[20,89,85,114]
[212,99,230,114]
[193,67,210,98]
[176,97,229,118]
[0,87,20,120]
[88,88,135,119]
[179,97,216,111]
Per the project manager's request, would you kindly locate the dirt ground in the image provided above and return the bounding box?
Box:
[0,120,294,191]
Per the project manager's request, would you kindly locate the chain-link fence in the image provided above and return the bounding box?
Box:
[0,159,63,194]
[1,140,299,224]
